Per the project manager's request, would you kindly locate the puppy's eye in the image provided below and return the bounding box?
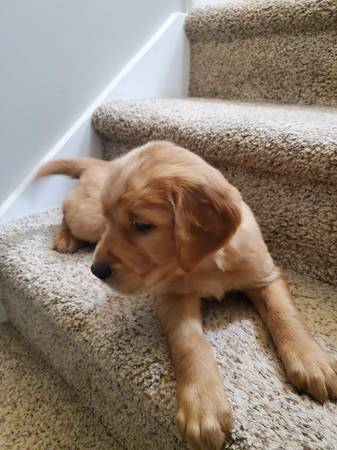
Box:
[134,220,154,233]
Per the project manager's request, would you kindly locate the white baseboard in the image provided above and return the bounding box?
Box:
[0,12,188,223]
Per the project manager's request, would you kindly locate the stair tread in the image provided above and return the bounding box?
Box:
[1,209,337,449]
[92,97,337,184]
[185,0,337,43]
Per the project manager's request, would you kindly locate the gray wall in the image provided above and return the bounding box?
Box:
[0,0,186,206]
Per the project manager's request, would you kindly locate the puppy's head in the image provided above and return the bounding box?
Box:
[91,142,241,294]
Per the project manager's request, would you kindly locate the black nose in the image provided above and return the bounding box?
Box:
[91,262,112,280]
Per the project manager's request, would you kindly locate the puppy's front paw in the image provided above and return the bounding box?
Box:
[53,232,81,254]
[282,342,337,403]
[176,379,233,450]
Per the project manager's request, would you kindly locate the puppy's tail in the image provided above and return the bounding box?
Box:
[36,157,104,180]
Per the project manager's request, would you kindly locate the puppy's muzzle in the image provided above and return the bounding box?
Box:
[91,261,112,280]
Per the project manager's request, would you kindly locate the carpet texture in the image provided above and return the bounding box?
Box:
[0,322,118,450]
[92,97,337,285]
[1,209,337,450]
[185,0,337,106]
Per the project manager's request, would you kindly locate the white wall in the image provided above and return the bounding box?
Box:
[0,0,186,207]
[0,13,189,223]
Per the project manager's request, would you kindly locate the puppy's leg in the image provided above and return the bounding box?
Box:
[246,274,337,402]
[154,294,232,450]
[53,218,83,254]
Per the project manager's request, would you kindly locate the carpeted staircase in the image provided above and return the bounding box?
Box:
[0,322,117,450]
[1,1,337,449]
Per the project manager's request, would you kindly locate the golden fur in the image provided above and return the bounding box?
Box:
[38,141,337,450]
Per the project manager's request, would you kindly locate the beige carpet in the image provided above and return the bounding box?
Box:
[0,322,117,450]
[185,0,337,106]
[1,209,337,449]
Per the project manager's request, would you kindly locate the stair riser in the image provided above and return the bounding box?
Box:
[220,164,337,285]
[1,279,182,450]
[189,31,337,106]
[103,141,336,285]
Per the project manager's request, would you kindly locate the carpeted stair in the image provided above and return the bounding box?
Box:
[0,322,117,450]
[92,97,337,285]
[1,210,337,449]
[1,1,337,449]
[185,0,337,106]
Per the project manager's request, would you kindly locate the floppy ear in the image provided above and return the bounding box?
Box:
[173,181,241,272]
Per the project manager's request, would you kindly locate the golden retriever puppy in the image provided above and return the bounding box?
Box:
[38,141,337,450]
